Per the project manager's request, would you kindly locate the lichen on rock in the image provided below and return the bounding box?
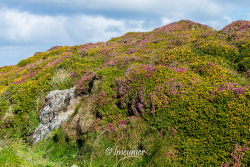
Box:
[33,87,80,144]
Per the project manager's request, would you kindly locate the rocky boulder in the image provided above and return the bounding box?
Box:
[33,87,80,144]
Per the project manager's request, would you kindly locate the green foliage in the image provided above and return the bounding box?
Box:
[0,139,57,167]
[17,59,32,67]
[195,41,240,62]
[238,57,250,71]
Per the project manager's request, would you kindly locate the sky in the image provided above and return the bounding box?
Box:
[0,0,249,67]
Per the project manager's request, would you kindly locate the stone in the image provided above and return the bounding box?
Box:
[33,87,80,144]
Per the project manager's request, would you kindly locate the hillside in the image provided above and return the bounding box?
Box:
[0,20,249,167]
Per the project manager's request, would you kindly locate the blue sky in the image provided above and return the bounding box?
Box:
[0,0,249,67]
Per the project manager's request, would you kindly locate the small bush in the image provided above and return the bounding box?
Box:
[17,59,32,67]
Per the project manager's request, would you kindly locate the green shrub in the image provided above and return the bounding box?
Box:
[17,59,32,67]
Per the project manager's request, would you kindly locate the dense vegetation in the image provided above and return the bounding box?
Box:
[0,20,249,167]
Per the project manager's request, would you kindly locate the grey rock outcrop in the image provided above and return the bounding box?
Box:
[33,87,80,144]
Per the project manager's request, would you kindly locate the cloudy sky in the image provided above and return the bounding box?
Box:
[0,0,249,66]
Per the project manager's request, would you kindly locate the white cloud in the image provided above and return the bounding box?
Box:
[26,0,154,11]
[0,7,149,46]
[25,0,225,17]
[0,8,68,44]
[161,18,174,25]
[223,16,232,23]
[200,16,233,30]
[0,7,151,66]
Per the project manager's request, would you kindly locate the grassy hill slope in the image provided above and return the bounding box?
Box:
[0,20,249,167]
